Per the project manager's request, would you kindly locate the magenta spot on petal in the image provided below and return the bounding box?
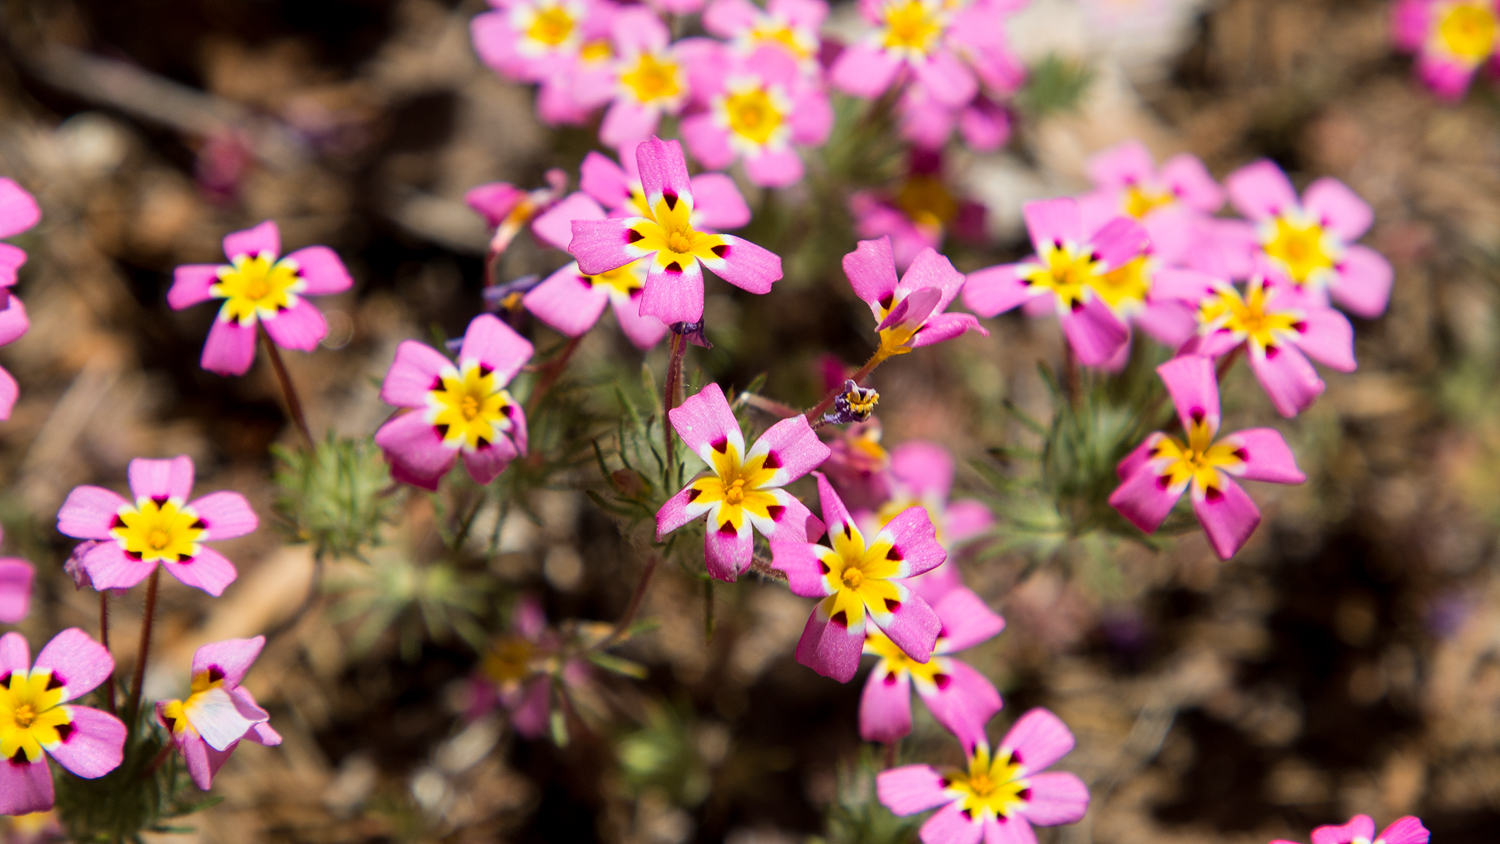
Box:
[665,261,682,274]
[191,518,207,530]
[435,423,450,439]
[1233,448,1248,461]
[762,451,782,469]
[208,666,225,683]
[830,610,848,628]
[711,437,728,453]
[818,559,830,574]
[479,363,494,377]
[1205,485,1224,502]
[766,504,785,521]
[1266,344,1281,359]
[110,515,125,529]
[476,436,492,450]
[884,598,901,613]
[577,275,592,287]
[663,191,679,211]
[152,496,169,507]
[44,672,63,692]
[686,488,702,502]
[1293,320,1307,333]
[711,244,729,258]
[1069,299,1083,312]
[1155,474,1172,490]
[0,672,10,686]
[1019,787,1032,801]
[933,673,951,689]
[718,520,738,536]
[10,750,26,765]
[883,672,899,686]
[879,293,895,309]
[1191,408,1205,423]
[886,546,903,561]
[430,376,443,391]
[54,722,74,742]
[627,229,644,243]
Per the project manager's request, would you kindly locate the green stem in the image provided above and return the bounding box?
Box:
[260,326,314,448]
[526,335,583,416]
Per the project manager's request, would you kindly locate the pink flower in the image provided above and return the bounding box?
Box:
[771,474,945,682]
[897,88,1013,152]
[1109,356,1305,560]
[821,419,893,512]
[468,595,589,737]
[703,0,828,72]
[877,708,1090,844]
[1078,140,1224,266]
[681,46,833,187]
[466,168,570,231]
[579,142,752,230]
[525,192,669,349]
[168,220,355,376]
[0,527,34,624]
[876,441,994,549]
[471,0,619,125]
[569,137,783,325]
[1159,271,1356,417]
[155,636,282,790]
[0,179,38,421]
[375,314,533,491]
[1221,160,1392,318]
[962,198,1150,366]
[844,237,987,359]
[1272,814,1429,844]
[860,572,1004,747]
[0,629,127,815]
[849,151,986,270]
[831,0,1026,111]
[1392,0,1499,100]
[657,383,829,581]
[57,456,259,597]
[566,8,704,147]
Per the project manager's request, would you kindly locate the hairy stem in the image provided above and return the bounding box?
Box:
[527,335,583,415]
[260,326,314,447]
[128,568,161,726]
[804,349,886,423]
[600,555,660,649]
[664,330,687,484]
[100,592,117,716]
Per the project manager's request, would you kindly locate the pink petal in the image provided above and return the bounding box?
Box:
[0,178,41,239]
[0,244,26,288]
[460,435,522,485]
[641,256,707,324]
[1226,160,1299,221]
[744,147,805,189]
[668,383,743,463]
[859,663,914,743]
[508,677,553,738]
[931,586,1005,652]
[183,685,265,751]
[35,628,114,702]
[962,263,1029,317]
[900,247,966,311]
[380,340,454,408]
[984,814,1038,844]
[1024,198,1083,254]
[0,756,53,816]
[80,543,155,592]
[532,192,608,252]
[514,594,549,641]
[944,499,994,544]
[790,87,834,145]
[918,658,1001,750]
[1290,305,1356,371]
[171,728,226,789]
[388,459,446,491]
[465,180,525,227]
[506,400,529,458]
[656,485,707,539]
[875,505,946,578]
[1192,476,1260,560]
[635,136,696,212]
[1223,428,1304,484]
[570,217,642,276]
[1089,217,1151,269]
[283,246,354,296]
[1303,177,1372,241]
[911,51,977,107]
[830,44,903,98]
[459,313,534,384]
[681,113,737,171]
[161,546,239,597]
[128,455,195,503]
[877,764,952,815]
[262,299,328,352]
[168,265,224,310]
[0,559,33,624]
[580,152,633,211]
[1158,354,1221,433]
[1086,140,1154,190]
[772,0,828,28]
[191,636,264,688]
[1391,0,1429,51]
[958,98,1011,152]
[469,11,522,78]
[1311,815,1376,844]
[1109,456,1184,534]
[47,705,126,778]
[1330,244,1393,319]
[876,592,941,663]
[843,237,900,310]
[0,631,30,675]
[1134,298,1198,348]
[1376,817,1430,844]
[704,518,753,582]
[58,486,130,539]
[1019,771,1090,826]
[1116,434,1160,482]
[1061,296,1129,367]
[770,540,836,598]
[223,220,280,261]
[611,292,671,349]
[201,318,258,376]
[186,491,257,541]
[1250,342,1324,418]
[1416,53,1479,101]
[921,802,986,844]
[700,234,782,294]
[749,414,831,489]
[688,173,752,230]
[610,6,671,54]
[1000,708,1075,775]
[794,602,866,682]
[1149,267,1219,306]
[891,441,953,501]
[1160,154,1224,213]
[703,0,758,35]
[814,472,859,538]
[524,265,611,337]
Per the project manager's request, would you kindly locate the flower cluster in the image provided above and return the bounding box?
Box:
[1393,0,1500,100]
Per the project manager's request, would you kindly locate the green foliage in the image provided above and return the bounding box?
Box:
[328,547,492,659]
[617,702,717,808]
[816,747,922,844]
[272,433,396,559]
[1015,54,1095,118]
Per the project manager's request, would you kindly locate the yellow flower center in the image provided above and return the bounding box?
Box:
[159,667,228,738]
[1199,282,1300,351]
[111,498,205,564]
[667,230,693,253]
[0,670,71,764]
[724,478,746,505]
[629,192,729,274]
[588,261,645,295]
[621,54,683,104]
[751,23,812,59]
[212,253,302,325]
[1262,217,1336,285]
[581,40,612,62]
[1152,418,1244,493]
[842,567,865,589]
[483,636,537,685]
[1024,243,1103,309]
[896,175,957,230]
[944,746,1029,819]
[1440,3,1498,61]
[689,441,780,534]
[427,361,515,451]
[866,631,948,684]
[818,521,904,628]
[1092,255,1151,311]
[882,0,943,53]
[527,6,575,46]
[725,88,783,146]
[1124,185,1175,218]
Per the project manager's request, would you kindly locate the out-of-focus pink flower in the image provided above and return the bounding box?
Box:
[168,220,355,376]
[860,571,1004,747]
[1392,0,1499,100]
[658,383,828,581]
[703,0,828,73]
[1159,271,1356,418]
[1078,140,1224,266]
[194,129,256,205]
[1109,356,1305,560]
[772,474,944,682]
[0,525,34,624]
[822,419,893,512]
[0,178,38,420]
[468,595,591,738]
[1219,160,1392,318]
[843,237,986,359]
[471,0,619,125]
[681,47,833,187]
[1271,813,1430,844]
[375,314,533,490]
[963,198,1150,367]
[877,708,1090,843]
[0,629,127,815]
[569,137,783,325]
[871,441,993,549]
[566,8,711,147]
[849,151,986,270]
[57,456,259,597]
[898,88,1013,151]
[156,636,282,790]
[3,810,62,844]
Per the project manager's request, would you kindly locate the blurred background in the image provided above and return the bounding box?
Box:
[3,0,1500,842]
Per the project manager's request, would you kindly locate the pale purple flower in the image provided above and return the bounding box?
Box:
[155,636,282,790]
